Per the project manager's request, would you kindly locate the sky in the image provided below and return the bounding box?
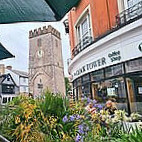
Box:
[0,19,71,77]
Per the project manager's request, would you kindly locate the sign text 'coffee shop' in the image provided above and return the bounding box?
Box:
[73,50,122,79]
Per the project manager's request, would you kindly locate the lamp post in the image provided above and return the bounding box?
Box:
[63,19,69,34]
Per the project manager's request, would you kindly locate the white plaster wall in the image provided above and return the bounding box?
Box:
[20,86,28,93]
[19,77,28,86]
[5,69,19,85]
[69,19,142,81]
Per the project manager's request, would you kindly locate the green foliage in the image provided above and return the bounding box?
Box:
[65,77,71,96]
[114,124,142,142]
[0,92,70,142]
[39,91,69,117]
[0,95,46,142]
[0,93,142,142]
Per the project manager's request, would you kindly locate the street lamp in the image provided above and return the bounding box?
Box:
[63,19,69,34]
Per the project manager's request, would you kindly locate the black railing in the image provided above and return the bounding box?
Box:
[116,1,142,26]
[72,36,93,57]
[72,1,142,58]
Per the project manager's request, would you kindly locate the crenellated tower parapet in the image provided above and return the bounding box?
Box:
[29,25,61,39]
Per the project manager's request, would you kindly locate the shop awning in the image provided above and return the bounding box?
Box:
[0,0,80,24]
[0,43,14,60]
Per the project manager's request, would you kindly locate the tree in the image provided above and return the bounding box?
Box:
[65,77,72,96]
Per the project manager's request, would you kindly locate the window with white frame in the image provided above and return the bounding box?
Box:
[23,77,26,83]
[23,86,27,92]
[76,12,92,46]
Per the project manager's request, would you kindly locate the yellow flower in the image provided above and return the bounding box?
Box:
[15,116,20,124]
[80,115,85,119]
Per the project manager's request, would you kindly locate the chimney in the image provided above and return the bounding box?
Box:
[0,64,5,74]
[6,66,12,70]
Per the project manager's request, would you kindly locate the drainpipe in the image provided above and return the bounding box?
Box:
[106,0,111,29]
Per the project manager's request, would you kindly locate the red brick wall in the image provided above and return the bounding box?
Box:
[68,0,118,57]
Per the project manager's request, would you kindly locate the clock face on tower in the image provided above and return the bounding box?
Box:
[37,49,44,58]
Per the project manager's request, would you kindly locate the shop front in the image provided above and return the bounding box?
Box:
[69,26,142,114]
[72,58,142,114]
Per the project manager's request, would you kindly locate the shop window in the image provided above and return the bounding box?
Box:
[82,84,91,97]
[76,86,82,99]
[125,58,142,73]
[73,80,77,88]
[73,78,83,100]
[92,78,128,111]
[127,77,142,113]
[82,74,90,83]
[77,78,82,86]
[105,64,124,78]
[106,78,128,111]
[91,70,104,81]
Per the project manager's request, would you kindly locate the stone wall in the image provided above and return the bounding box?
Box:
[29,25,65,97]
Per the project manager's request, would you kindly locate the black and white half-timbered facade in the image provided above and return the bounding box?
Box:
[0,74,18,105]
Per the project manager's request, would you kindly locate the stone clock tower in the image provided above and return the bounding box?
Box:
[29,25,65,97]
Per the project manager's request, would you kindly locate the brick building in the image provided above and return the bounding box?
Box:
[68,0,142,114]
[68,0,118,55]
[29,25,65,97]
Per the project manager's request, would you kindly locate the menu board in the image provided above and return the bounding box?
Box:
[107,88,117,96]
[138,87,142,94]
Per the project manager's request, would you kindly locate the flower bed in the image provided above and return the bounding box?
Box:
[0,92,142,142]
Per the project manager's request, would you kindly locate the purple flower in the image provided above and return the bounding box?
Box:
[81,96,87,102]
[97,104,103,110]
[92,99,97,104]
[76,115,81,120]
[81,94,85,98]
[70,115,75,121]
[81,97,85,102]
[78,124,84,134]
[93,104,98,108]
[75,134,82,142]
[62,115,68,123]
[86,126,89,131]
[87,97,91,104]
